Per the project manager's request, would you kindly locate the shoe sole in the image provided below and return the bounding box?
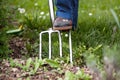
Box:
[53,26,72,30]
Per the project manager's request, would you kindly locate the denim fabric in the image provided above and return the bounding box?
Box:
[55,0,79,29]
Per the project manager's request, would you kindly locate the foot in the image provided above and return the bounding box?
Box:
[53,17,72,30]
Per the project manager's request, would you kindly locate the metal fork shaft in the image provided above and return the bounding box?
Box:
[69,30,73,63]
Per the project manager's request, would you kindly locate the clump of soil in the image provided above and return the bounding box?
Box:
[9,37,26,58]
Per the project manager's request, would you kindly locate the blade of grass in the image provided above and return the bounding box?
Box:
[110,9,120,29]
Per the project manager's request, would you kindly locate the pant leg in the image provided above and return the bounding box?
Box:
[55,0,72,20]
[55,0,79,29]
[71,0,79,29]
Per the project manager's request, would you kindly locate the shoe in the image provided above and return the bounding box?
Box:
[53,17,72,30]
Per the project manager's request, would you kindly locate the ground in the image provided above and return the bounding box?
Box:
[0,37,98,80]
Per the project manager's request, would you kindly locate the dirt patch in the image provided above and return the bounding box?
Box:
[9,37,27,58]
[0,58,100,80]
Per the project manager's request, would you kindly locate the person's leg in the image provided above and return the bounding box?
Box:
[53,0,79,30]
[55,0,72,20]
[71,0,79,30]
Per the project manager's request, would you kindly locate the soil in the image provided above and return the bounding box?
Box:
[1,59,97,80]
[9,37,26,58]
[0,37,99,80]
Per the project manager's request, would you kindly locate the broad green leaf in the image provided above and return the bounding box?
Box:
[46,59,60,68]
[75,70,91,80]
[39,59,45,66]
[26,58,32,69]
[64,70,75,80]
[6,29,21,34]
[34,62,40,73]
[6,25,23,34]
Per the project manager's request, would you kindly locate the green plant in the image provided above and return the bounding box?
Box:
[23,9,51,31]
[46,59,60,68]
[64,70,91,80]
[0,29,11,59]
[84,44,103,69]
[0,0,13,59]
[25,58,32,71]
[0,0,8,27]
[9,58,17,67]
[73,45,87,66]
[9,58,32,71]
[25,41,37,57]
[30,57,41,74]
[75,70,91,80]
[9,57,61,75]
[64,70,75,80]
[110,9,120,29]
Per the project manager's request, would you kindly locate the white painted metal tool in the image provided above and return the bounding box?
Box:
[39,0,73,63]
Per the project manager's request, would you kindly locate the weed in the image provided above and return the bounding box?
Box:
[64,70,91,80]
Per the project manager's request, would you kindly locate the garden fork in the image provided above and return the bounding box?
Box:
[39,0,73,63]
